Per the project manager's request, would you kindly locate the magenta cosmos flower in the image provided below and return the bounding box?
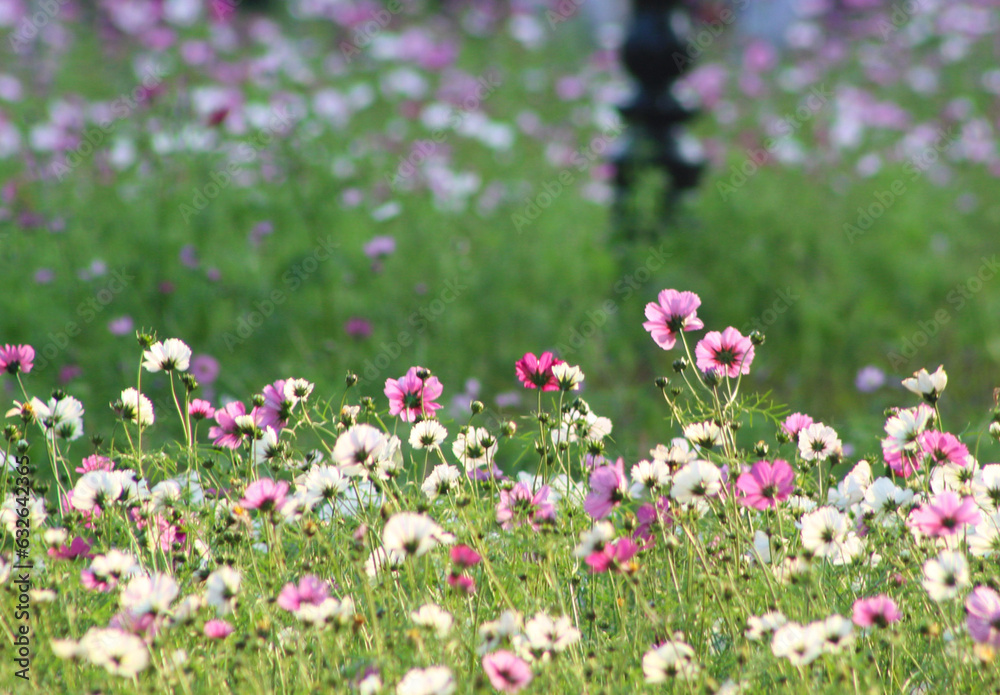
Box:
[0,344,34,374]
[736,460,795,510]
[695,327,755,378]
[495,483,555,531]
[259,378,292,431]
[482,650,533,693]
[208,401,263,449]
[204,619,234,639]
[240,478,289,513]
[907,491,981,538]
[586,537,641,574]
[780,413,814,439]
[514,352,563,391]
[584,458,627,519]
[450,545,482,568]
[384,366,443,422]
[277,575,329,612]
[642,290,704,350]
[966,586,1000,647]
[917,430,969,468]
[852,595,902,628]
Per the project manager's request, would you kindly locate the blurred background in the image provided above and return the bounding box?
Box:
[1,0,998,463]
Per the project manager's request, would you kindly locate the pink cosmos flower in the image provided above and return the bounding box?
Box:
[0,344,34,374]
[781,413,814,439]
[495,483,555,531]
[586,537,641,574]
[695,327,755,378]
[277,575,329,612]
[635,497,672,541]
[852,595,902,628]
[190,354,220,384]
[883,444,920,479]
[907,491,981,538]
[450,545,482,568]
[240,479,289,513]
[208,401,262,449]
[47,537,94,560]
[75,455,115,474]
[514,352,563,391]
[642,290,704,350]
[189,399,216,421]
[384,366,444,422]
[204,619,234,639]
[966,586,1000,647]
[447,573,476,594]
[736,460,795,510]
[345,317,373,338]
[259,379,291,431]
[482,650,533,693]
[584,458,627,519]
[918,431,969,467]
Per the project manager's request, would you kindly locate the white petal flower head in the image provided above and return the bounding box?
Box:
[410,419,448,450]
[205,566,241,616]
[383,512,449,558]
[683,421,722,449]
[79,627,149,677]
[119,388,154,426]
[862,477,914,525]
[72,470,125,512]
[1,494,46,533]
[573,520,616,558]
[651,438,698,468]
[922,550,969,601]
[883,405,934,455]
[524,613,580,653]
[333,424,387,475]
[972,464,1000,513]
[253,427,283,466]
[630,459,672,499]
[373,435,404,481]
[364,546,407,579]
[300,465,349,503]
[396,665,455,695]
[671,460,722,505]
[798,423,842,461]
[902,365,947,401]
[422,463,461,501]
[642,640,700,682]
[452,426,497,469]
[814,614,854,653]
[746,611,787,641]
[551,362,584,391]
[771,622,823,666]
[827,460,872,509]
[478,610,523,654]
[282,378,314,404]
[800,506,849,559]
[120,573,179,616]
[968,512,1000,557]
[411,603,454,638]
[142,338,192,373]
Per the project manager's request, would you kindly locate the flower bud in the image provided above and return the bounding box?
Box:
[470,400,484,415]
[672,357,688,373]
[654,376,668,389]
[345,372,358,387]
[749,330,765,346]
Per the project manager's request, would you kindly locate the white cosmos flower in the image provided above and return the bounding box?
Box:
[120,573,179,616]
[972,464,1000,513]
[523,613,580,653]
[671,460,722,505]
[771,622,823,666]
[373,435,403,480]
[26,395,85,440]
[365,546,407,579]
[0,494,46,532]
[72,470,124,512]
[798,422,842,461]
[746,611,787,640]
[422,463,461,501]
[282,378,314,404]
[411,604,454,638]
[478,611,523,654]
[87,550,141,584]
[642,640,700,682]
[554,403,612,445]
[930,457,978,496]
[682,421,722,449]
[861,477,914,525]
[333,424,387,475]
[572,520,615,558]
[452,426,497,469]
[119,388,154,426]
[630,459,672,499]
[205,566,240,616]
[299,465,349,504]
[883,405,934,455]
[814,614,854,653]
[252,427,283,466]
[551,362,584,391]
[800,506,849,558]
[383,512,450,558]
[827,460,871,509]
[902,365,947,401]
[396,666,455,695]
[298,596,355,627]
[922,550,970,601]
[409,419,448,450]
[651,438,698,468]
[79,627,149,677]
[142,338,192,372]
[968,512,1000,557]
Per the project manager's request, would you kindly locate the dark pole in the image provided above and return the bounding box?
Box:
[612,0,705,223]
